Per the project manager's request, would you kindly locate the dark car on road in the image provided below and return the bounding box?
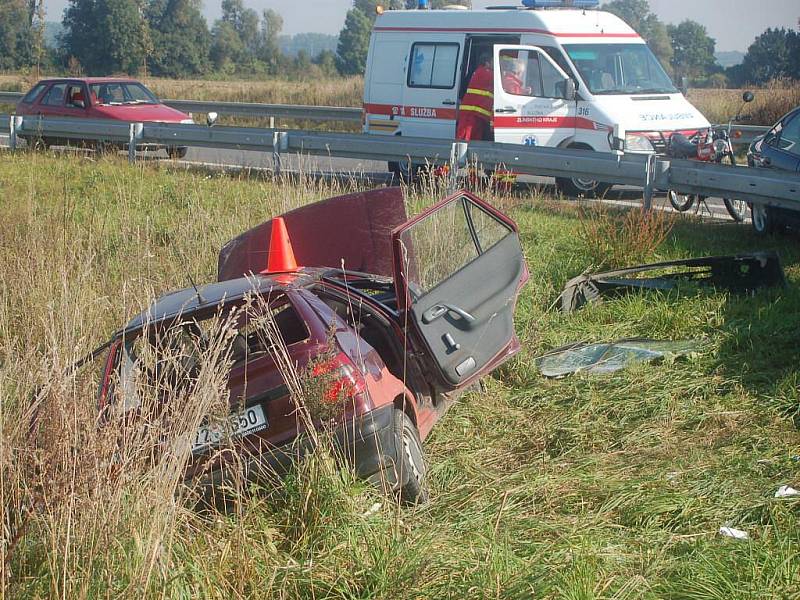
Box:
[747,105,800,234]
[96,188,528,503]
[16,77,192,158]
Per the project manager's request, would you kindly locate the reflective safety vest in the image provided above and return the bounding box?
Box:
[460,65,494,122]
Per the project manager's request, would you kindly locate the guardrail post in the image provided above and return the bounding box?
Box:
[128,123,143,163]
[642,153,656,212]
[448,141,468,192]
[9,115,21,151]
[272,131,288,177]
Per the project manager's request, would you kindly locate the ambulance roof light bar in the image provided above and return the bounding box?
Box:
[521,0,599,8]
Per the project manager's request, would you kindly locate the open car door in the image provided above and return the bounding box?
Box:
[392,191,528,390]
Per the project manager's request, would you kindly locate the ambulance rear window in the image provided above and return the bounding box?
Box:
[408,43,460,89]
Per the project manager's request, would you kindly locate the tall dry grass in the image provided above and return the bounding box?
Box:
[689,80,800,126]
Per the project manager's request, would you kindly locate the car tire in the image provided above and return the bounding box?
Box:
[751,203,779,236]
[29,137,49,152]
[556,176,612,199]
[167,146,188,159]
[667,190,697,212]
[95,140,114,156]
[390,409,428,505]
[554,145,613,198]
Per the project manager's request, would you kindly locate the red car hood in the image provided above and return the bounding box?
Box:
[93,103,190,123]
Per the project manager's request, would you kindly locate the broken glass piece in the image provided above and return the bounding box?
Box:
[536,339,702,378]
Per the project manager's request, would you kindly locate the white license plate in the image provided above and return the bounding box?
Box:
[193,404,268,452]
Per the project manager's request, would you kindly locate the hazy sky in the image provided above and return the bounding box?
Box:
[45,0,798,52]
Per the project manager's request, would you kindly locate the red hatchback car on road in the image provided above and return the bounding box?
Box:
[16,77,193,158]
[96,188,528,503]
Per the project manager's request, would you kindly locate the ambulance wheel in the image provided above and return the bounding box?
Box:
[555,176,612,199]
[389,161,415,184]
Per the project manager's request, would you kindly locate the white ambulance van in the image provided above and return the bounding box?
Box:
[362,0,710,196]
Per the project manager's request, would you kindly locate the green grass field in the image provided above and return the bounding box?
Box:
[0,152,798,598]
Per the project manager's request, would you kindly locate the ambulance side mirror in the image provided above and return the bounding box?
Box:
[564,78,577,101]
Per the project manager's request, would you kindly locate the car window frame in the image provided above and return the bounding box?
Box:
[22,82,48,105]
[40,83,67,107]
[774,111,800,157]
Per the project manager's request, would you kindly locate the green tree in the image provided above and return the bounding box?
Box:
[0,0,33,69]
[148,0,210,77]
[260,8,283,74]
[63,0,149,74]
[667,20,716,81]
[210,20,243,73]
[734,28,799,85]
[336,7,372,75]
[313,49,338,77]
[603,0,673,68]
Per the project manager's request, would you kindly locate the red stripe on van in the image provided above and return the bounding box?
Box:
[364,103,458,120]
[372,26,641,38]
[494,115,610,130]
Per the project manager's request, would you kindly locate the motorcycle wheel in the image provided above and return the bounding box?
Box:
[668,190,697,212]
[720,154,747,222]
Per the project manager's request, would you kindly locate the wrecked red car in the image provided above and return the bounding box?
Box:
[96,188,528,503]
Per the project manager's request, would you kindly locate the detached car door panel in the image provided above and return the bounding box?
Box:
[393,191,528,390]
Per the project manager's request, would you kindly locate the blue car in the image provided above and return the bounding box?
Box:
[747,106,800,234]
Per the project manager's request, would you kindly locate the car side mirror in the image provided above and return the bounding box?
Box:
[742,91,754,103]
[564,78,577,100]
[206,112,218,127]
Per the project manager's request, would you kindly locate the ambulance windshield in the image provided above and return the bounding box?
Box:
[564,44,677,95]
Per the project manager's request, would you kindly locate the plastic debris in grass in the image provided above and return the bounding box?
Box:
[719,526,749,540]
[535,338,703,378]
[559,251,786,313]
[775,485,800,498]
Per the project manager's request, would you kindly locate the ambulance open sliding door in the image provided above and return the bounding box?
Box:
[492,45,575,149]
[402,37,462,139]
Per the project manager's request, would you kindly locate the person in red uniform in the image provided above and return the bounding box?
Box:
[457,52,494,141]
[500,56,532,96]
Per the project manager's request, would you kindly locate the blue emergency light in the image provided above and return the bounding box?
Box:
[521,0,599,8]
[418,0,429,8]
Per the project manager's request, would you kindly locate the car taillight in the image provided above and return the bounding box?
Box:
[311,352,366,405]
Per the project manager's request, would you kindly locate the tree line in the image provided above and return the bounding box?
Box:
[0,0,797,87]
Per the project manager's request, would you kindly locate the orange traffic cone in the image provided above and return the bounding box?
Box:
[262,217,298,274]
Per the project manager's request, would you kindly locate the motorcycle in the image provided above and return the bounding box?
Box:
[667,91,755,222]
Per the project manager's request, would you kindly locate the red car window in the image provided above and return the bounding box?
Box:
[22,83,47,104]
[41,83,67,106]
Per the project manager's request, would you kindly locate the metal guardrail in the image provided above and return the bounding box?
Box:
[5,114,799,211]
[0,92,22,104]
[165,99,361,122]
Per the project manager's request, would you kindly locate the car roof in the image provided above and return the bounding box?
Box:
[116,269,324,339]
[34,77,143,85]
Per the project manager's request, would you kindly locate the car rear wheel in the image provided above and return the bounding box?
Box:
[29,137,49,152]
[390,409,428,505]
[554,145,613,198]
[167,146,188,159]
[751,203,782,236]
[668,190,697,212]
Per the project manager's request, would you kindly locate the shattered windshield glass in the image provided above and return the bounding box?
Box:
[536,339,702,378]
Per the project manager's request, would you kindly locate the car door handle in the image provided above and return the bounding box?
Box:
[422,303,475,324]
[495,107,517,114]
[442,99,456,106]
